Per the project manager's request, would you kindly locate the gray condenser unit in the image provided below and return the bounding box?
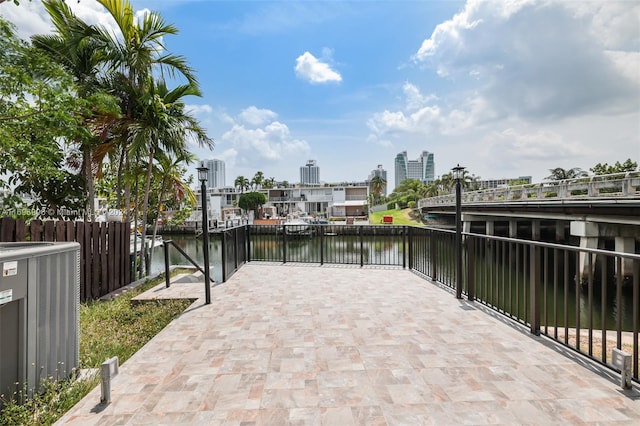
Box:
[0,242,80,404]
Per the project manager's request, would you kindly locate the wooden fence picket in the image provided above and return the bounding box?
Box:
[0,217,131,300]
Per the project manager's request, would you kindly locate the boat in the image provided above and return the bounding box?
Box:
[282,217,312,236]
[130,232,163,254]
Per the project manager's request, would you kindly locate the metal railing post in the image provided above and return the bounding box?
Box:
[529,244,541,335]
[320,225,324,265]
[283,225,287,263]
[407,226,413,270]
[359,226,364,267]
[455,178,463,299]
[221,232,227,282]
[234,227,238,270]
[467,236,475,301]
[430,230,437,280]
[402,226,407,269]
[163,240,171,288]
[247,224,251,262]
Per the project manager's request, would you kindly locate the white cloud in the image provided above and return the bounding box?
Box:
[366,0,639,185]
[403,82,437,111]
[482,128,588,162]
[238,106,278,127]
[1,0,120,40]
[411,0,640,120]
[295,51,342,84]
[221,108,310,168]
[185,104,213,116]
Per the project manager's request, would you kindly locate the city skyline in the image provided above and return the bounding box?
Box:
[3,1,638,191]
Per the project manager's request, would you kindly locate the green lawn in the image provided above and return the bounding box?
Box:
[369,208,421,225]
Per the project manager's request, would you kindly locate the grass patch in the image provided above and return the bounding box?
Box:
[0,269,193,425]
[369,208,421,225]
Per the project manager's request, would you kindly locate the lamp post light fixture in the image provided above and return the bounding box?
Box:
[452,164,465,299]
[197,163,212,305]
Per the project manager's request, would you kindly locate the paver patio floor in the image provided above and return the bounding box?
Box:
[56,263,640,425]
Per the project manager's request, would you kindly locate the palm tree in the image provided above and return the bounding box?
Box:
[148,149,197,263]
[33,0,120,220]
[234,176,250,193]
[546,167,588,180]
[369,175,386,205]
[129,78,212,278]
[439,173,455,194]
[251,171,265,190]
[92,0,198,216]
[421,182,439,198]
[262,177,276,189]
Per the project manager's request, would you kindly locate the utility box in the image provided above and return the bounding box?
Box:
[0,242,80,405]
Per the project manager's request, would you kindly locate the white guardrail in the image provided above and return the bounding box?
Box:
[418,171,640,208]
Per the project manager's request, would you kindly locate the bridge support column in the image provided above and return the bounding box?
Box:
[509,220,518,238]
[485,221,494,236]
[532,220,541,240]
[615,237,635,278]
[463,219,471,234]
[556,221,565,241]
[570,221,599,281]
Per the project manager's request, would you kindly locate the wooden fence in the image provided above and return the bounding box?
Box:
[0,217,131,301]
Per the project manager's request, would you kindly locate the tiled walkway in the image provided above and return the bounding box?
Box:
[56,264,640,425]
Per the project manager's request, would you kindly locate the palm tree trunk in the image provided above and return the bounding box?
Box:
[116,142,125,211]
[131,175,140,279]
[139,147,155,280]
[83,146,95,221]
[149,176,168,264]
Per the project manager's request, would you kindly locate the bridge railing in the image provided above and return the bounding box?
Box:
[418,171,640,208]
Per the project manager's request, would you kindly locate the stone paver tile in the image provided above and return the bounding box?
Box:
[54,265,640,425]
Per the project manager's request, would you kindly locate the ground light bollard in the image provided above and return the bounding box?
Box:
[101,356,119,404]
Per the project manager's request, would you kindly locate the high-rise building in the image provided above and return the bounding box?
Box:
[394,151,435,187]
[204,159,225,188]
[300,160,320,185]
[368,164,388,195]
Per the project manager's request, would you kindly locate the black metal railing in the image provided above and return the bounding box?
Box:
[215,223,639,383]
[465,233,640,380]
[408,227,457,288]
[220,225,248,282]
[248,224,406,266]
[162,240,215,288]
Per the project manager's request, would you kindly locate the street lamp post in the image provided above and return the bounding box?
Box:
[197,163,212,305]
[452,164,465,299]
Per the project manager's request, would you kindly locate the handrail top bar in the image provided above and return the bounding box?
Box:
[461,230,640,260]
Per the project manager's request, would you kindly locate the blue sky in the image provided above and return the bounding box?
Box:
[3,0,639,190]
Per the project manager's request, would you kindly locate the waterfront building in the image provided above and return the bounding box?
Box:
[368,164,388,195]
[265,182,368,218]
[203,159,225,189]
[394,151,435,188]
[300,160,320,185]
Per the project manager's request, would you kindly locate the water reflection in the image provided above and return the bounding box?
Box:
[150,236,223,282]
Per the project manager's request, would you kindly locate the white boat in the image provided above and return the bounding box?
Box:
[130,232,163,254]
[282,218,312,235]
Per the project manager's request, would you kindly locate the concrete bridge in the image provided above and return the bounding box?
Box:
[418,171,640,279]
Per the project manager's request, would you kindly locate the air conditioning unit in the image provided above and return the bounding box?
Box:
[0,242,80,405]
